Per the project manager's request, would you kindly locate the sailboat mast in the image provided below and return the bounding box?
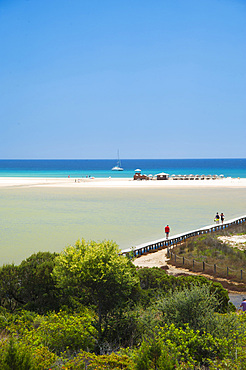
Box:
[117,149,121,167]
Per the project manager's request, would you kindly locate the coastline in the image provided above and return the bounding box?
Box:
[1,176,246,188]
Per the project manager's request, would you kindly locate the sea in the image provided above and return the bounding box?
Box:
[0,158,246,178]
[0,159,246,267]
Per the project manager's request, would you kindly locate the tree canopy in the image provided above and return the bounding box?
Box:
[52,239,140,344]
[0,252,61,313]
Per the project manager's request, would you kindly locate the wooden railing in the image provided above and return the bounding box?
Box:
[121,215,246,258]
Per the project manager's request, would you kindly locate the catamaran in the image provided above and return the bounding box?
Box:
[111,150,124,171]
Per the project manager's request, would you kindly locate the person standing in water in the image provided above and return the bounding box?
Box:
[165,225,170,239]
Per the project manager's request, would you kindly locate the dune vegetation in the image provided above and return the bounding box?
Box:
[168,223,246,287]
[0,239,246,369]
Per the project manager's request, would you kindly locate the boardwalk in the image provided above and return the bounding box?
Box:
[121,215,246,258]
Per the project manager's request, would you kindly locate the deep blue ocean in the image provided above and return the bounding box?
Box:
[0,159,245,178]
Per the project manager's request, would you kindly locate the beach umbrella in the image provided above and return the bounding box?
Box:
[135,169,141,172]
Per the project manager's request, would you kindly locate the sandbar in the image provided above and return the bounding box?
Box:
[0,177,246,188]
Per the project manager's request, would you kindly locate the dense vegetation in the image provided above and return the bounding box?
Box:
[0,239,246,369]
[169,226,246,284]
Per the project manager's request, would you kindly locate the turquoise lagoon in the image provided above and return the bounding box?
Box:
[0,186,245,265]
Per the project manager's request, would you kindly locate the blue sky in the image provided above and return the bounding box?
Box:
[0,0,245,159]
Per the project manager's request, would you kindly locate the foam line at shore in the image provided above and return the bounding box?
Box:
[0,177,246,188]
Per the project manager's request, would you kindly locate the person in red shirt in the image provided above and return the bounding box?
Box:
[165,225,170,239]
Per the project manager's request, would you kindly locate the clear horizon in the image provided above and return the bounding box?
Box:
[0,157,246,160]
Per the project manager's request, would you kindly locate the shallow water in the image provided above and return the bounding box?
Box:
[0,186,245,265]
[229,293,246,310]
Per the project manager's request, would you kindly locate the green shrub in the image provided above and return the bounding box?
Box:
[134,323,237,368]
[0,338,34,370]
[65,351,134,369]
[0,252,63,314]
[137,267,229,312]
[22,310,97,355]
[133,338,178,370]
[156,284,221,332]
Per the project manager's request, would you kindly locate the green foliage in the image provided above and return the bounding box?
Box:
[0,264,20,311]
[0,338,58,370]
[1,240,246,367]
[156,284,223,332]
[137,267,230,312]
[20,310,96,355]
[157,323,233,367]
[53,239,140,347]
[18,251,62,313]
[0,338,34,370]
[0,252,63,314]
[103,306,144,349]
[65,351,134,369]
[133,338,178,370]
[131,322,239,369]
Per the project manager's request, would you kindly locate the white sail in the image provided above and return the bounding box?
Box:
[111,150,124,171]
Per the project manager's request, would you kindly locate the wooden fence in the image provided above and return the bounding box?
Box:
[168,250,246,282]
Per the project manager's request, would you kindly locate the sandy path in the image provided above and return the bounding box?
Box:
[133,248,196,276]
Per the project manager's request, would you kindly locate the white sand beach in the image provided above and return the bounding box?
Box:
[0,176,246,188]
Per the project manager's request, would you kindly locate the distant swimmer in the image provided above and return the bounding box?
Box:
[164,225,170,239]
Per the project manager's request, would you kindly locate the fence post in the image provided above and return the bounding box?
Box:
[241,270,243,280]
[227,267,229,277]
[214,264,216,274]
[167,248,169,258]
[203,261,205,271]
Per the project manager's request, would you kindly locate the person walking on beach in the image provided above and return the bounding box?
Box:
[220,212,225,224]
[240,298,246,312]
[214,212,220,224]
[165,225,170,239]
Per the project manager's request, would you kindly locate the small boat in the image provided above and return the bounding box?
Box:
[111,150,124,171]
